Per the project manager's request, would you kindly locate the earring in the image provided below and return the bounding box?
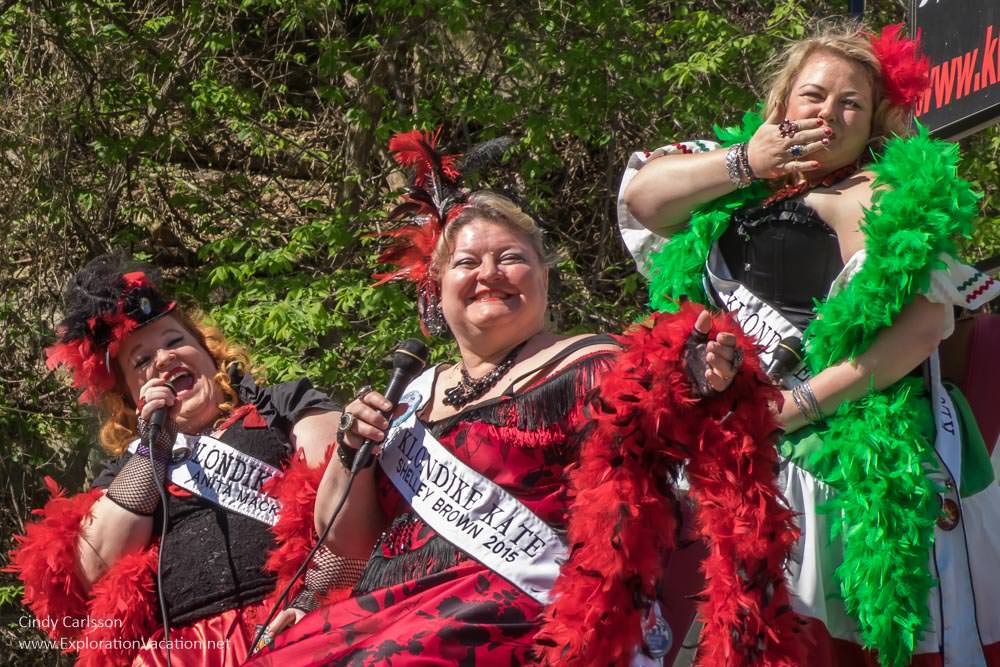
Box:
[418,288,451,338]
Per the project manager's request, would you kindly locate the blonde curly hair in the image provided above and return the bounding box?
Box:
[97,309,252,456]
[762,19,913,144]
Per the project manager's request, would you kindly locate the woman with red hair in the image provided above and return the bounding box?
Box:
[8,254,362,666]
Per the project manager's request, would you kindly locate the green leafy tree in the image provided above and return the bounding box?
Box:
[1,1,995,662]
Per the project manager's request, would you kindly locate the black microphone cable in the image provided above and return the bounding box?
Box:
[146,380,176,667]
[250,339,429,655]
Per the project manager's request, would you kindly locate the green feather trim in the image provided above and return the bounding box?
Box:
[646,111,767,312]
[641,114,981,665]
[803,123,979,371]
[809,379,939,666]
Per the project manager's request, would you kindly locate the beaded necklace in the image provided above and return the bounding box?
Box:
[760,161,861,207]
[442,341,527,408]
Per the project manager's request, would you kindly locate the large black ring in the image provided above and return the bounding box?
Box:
[338,411,356,435]
[778,119,799,138]
[732,347,744,373]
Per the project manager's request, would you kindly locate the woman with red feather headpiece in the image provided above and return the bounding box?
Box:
[621,19,1000,666]
[6,254,366,666]
[244,128,802,666]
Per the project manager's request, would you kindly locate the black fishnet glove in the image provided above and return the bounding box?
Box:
[683,328,716,398]
[105,416,176,516]
[289,545,367,613]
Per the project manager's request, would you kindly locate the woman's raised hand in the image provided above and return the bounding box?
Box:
[338,389,393,450]
[136,377,178,422]
[746,108,831,179]
[685,310,743,396]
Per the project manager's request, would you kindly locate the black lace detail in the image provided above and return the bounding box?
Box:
[729,199,837,238]
[353,347,617,595]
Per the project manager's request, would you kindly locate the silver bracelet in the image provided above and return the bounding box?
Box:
[737,142,756,182]
[791,381,824,424]
[725,143,753,188]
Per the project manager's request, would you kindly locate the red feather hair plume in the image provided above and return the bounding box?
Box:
[387,128,460,190]
[373,128,467,335]
[868,23,930,109]
[538,304,802,666]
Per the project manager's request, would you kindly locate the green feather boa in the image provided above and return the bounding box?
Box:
[644,112,980,666]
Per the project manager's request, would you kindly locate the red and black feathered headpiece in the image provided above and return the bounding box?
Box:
[867,23,930,110]
[373,128,514,335]
[45,255,175,404]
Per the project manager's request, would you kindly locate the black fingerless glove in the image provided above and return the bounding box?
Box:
[289,545,368,613]
[105,416,176,516]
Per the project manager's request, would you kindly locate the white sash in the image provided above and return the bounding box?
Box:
[379,367,568,605]
[127,434,282,526]
[927,352,987,667]
[705,244,809,387]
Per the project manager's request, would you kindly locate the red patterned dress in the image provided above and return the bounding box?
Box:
[247,342,704,666]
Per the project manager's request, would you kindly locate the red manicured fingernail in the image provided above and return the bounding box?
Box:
[821,137,830,145]
[825,127,833,135]
[816,118,824,125]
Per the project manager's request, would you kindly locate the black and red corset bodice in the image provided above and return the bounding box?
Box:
[354,345,615,595]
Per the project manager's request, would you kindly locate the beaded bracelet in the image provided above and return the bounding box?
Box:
[725,143,755,188]
[336,440,360,470]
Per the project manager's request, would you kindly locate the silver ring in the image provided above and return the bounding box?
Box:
[352,384,374,403]
[786,144,806,158]
[732,348,744,373]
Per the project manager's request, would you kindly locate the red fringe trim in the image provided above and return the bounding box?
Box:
[4,477,101,643]
[260,445,337,611]
[538,303,801,666]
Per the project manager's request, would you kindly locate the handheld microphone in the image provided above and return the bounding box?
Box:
[146,379,177,444]
[350,339,430,474]
[766,337,803,384]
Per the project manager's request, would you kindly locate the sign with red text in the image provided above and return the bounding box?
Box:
[911,0,1000,139]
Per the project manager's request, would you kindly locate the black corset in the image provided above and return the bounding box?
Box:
[718,199,844,332]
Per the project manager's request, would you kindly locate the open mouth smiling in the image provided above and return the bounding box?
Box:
[470,290,514,304]
[164,368,196,394]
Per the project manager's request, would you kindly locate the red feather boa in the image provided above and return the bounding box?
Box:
[538,304,801,666]
[76,543,160,666]
[260,445,335,611]
[8,444,336,664]
[5,477,101,642]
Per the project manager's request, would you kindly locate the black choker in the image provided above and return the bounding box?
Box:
[443,342,527,408]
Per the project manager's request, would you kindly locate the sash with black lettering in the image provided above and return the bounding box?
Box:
[378,368,568,605]
[705,244,809,387]
[127,434,282,526]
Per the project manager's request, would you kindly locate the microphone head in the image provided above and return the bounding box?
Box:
[766,335,804,383]
[775,336,803,360]
[392,339,430,376]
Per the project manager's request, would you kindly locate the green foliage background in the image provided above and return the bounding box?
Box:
[0,0,996,662]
